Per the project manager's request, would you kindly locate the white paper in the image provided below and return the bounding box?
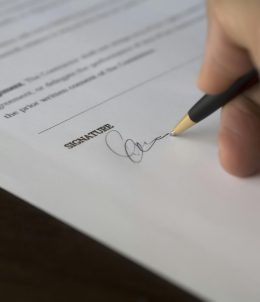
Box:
[0,1,260,301]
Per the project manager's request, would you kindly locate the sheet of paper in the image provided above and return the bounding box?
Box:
[0,1,260,301]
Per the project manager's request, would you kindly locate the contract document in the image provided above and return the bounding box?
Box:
[0,1,260,301]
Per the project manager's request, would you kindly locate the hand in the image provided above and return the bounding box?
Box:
[198,0,260,177]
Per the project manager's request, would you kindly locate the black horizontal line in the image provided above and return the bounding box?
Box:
[38,55,201,134]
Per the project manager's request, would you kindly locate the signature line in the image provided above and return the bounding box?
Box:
[38,55,201,134]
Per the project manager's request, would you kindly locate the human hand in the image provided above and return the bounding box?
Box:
[198,0,260,177]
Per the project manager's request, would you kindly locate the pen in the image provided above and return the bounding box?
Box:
[171,69,259,136]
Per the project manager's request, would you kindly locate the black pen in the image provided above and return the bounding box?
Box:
[171,69,259,136]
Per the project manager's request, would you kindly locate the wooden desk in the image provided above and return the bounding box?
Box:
[0,189,203,302]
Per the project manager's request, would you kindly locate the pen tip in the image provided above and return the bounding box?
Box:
[170,130,176,137]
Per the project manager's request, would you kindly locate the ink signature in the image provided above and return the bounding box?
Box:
[105,130,169,163]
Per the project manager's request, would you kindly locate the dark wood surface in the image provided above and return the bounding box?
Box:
[0,188,203,302]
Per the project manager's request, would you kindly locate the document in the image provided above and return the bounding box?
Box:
[0,1,260,301]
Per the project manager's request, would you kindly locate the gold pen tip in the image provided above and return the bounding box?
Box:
[171,115,195,136]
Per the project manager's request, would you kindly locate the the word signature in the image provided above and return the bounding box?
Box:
[105,130,169,163]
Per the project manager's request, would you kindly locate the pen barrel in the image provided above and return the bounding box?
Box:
[188,69,259,123]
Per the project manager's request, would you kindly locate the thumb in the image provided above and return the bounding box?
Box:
[219,87,260,177]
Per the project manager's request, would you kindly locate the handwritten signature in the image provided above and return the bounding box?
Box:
[105,130,170,163]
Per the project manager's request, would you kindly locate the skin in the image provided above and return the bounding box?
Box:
[198,0,260,177]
